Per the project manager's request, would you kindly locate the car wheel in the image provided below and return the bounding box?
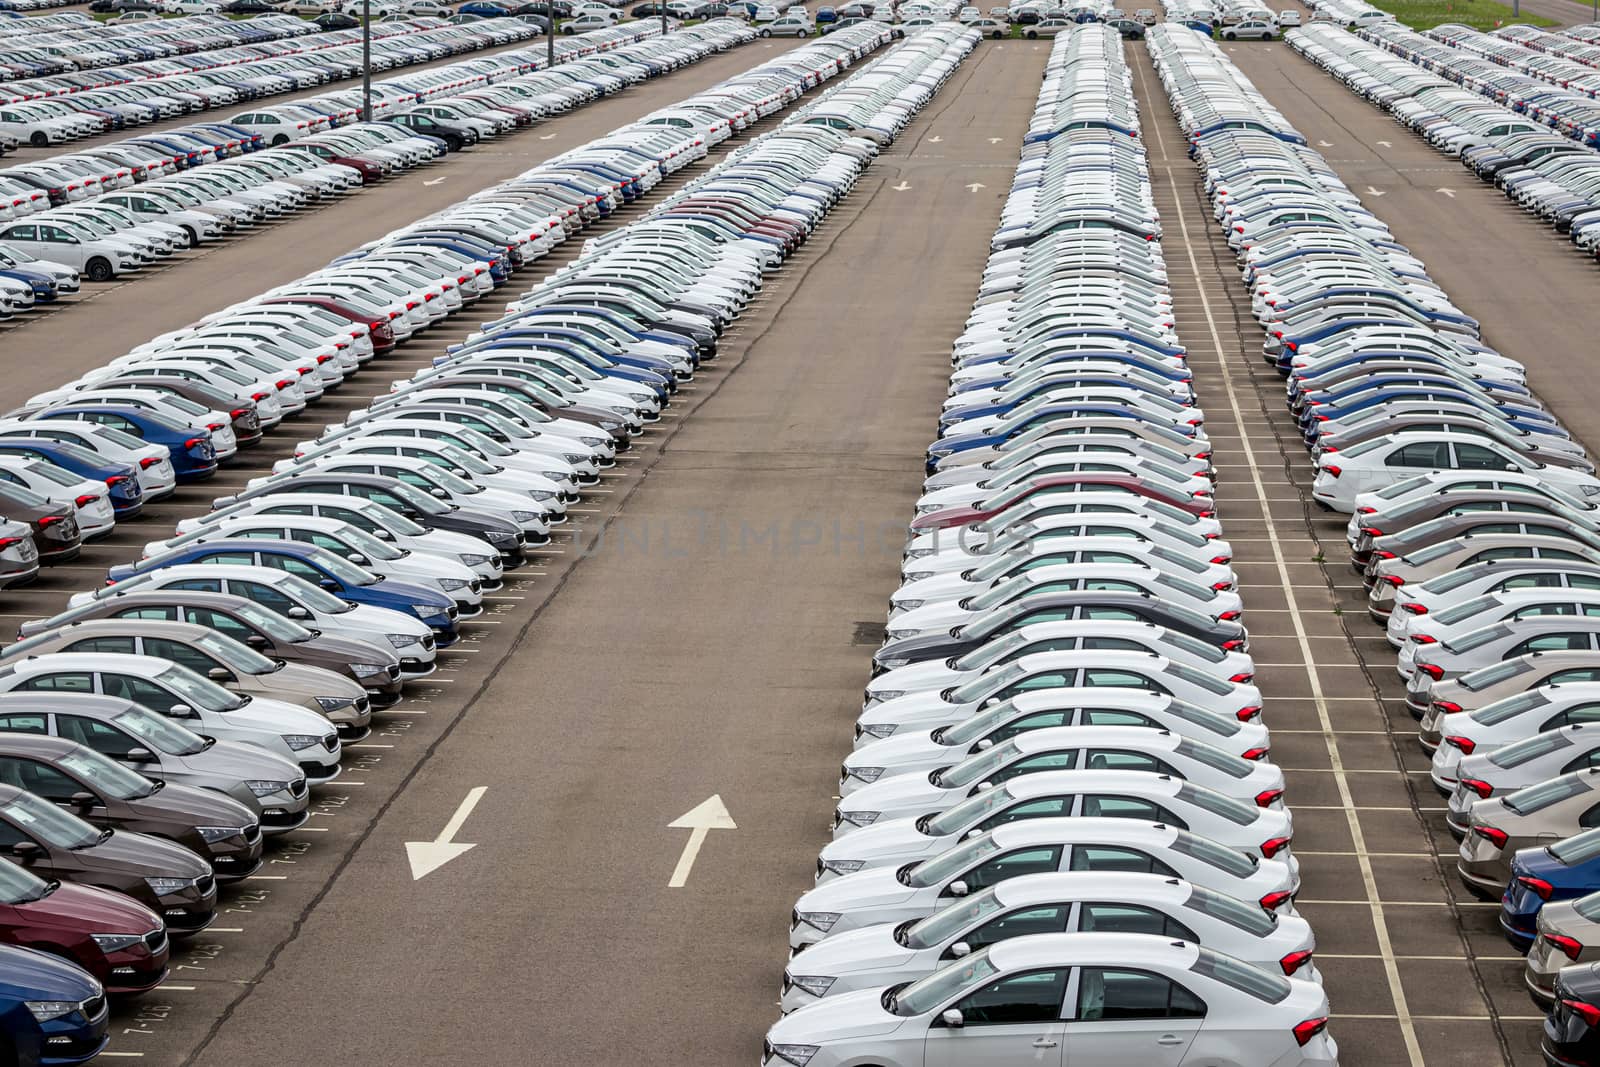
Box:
[181,225,199,247]
[270,133,289,146]
[758,25,768,33]
[1024,28,1035,36]
[1222,30,1234,38]
[86,257,113,283]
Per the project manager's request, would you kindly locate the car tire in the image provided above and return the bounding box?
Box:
[1222,30,1234,38]
[85,257,113,283]
[1024,28,1035,36]
[181,225,199,247]
[271,133,289,145]
[758,25,768,33]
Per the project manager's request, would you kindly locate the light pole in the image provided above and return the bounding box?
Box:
[547,0,555,65]
[660,3,666,35]
[361,0,372,121]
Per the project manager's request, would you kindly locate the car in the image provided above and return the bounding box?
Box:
[1545,960,1600,1066]
[969,15,1007,34]
[760,13,812,33]
[0,784,216,937]
[0,857,169,996]
[1410,650,1600,723]
[1428,684,1600,789]
[1526,885,1600,1004]
[0,735,263,882]
[1276,8,1299,24]
[763,933,1336,1067]
[0,483,80,567]
[1446,725,1600,836]
[0,944,109,1065]
[1459,770,1600,896]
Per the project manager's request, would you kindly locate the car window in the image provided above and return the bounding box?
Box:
[114,607,179,622]
[62,636,138,655]
[0,757,80,802]
[1084,749,1171,774]
[1386,442,1451,469]
[961,845,1064,891]
[144,637,219,676]
[958,905,1073,954]
[99,673,181,714]
[15,672,95,695]
[1076,968,1205,1021]
[1079,902,1196,941]
[1070,844,1176,875]
[950,968,1069,1026]
[1455,443,1515,471]
[0,715,46,735]
[56,715,137,758]
[1081,794,1177,824]
[1511,634,1593,655]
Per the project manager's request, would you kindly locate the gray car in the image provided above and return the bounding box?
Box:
[1409,650,1600,721]
[1458,769,1600,895]
[0,693,310,834]
[1527,883,1600,1002]
[1366,534,1600,615]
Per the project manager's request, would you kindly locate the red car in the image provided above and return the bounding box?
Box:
[0,858,168,995]
[907,473,1216,531]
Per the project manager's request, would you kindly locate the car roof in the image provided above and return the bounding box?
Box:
[987,931,1201,970]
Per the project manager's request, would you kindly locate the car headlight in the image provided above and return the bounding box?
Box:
[769,1044,820,1066]
[886,630,918,641]
[26,1001,79,1023]
[196,825,247,843]
[892,600,923,612]
[485,531,518,546]
[280,734,322,751]
[315,696,355,712]
[89,933,144,953]
[819,858,865,876]
[510,510,540,523]
[794,911,840,933]
[905,547,933,559]
[458,553,495,567]
[245,779,289,797]
[350,662,390,678]
[437,578,470,592]
[902,571,932,582]
[785,975,835,998]
[386,633,421,648]
[409,603,444,619]
[598,421,622,431]
[579,436,606,447]
[562,453,588,464]
[145,876,195,896]
[858,723,897,739]
[527,490,557,502]
[878,658,910,670]
[914,504,942,515]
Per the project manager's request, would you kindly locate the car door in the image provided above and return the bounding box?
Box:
[923,966,1068,1067]
[1065,964,1204,1065]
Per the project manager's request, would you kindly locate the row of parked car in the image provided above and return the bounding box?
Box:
[1151,20,1600,1067]
[0,21,908,1064]
[760,25,1339,1067]
[0,14,545,155]
[0,10,320,81]
[1288,21,1600,263]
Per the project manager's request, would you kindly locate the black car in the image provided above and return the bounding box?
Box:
[387,112,478,152]
[630,1,663,11]
[221,0,279,10]
[871,589,1248,676]
[313,11,361,27]
[1546,961,1600,1066]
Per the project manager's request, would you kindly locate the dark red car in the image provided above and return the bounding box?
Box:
[257,296,396,355]
[907,473,1217,531]
[0,858,168,995]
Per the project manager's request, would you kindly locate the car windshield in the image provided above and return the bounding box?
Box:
[90,425,150,452]
[966,576,1037,612]
[333,523,402,562]
[1404,541,1462,566]
[1487,730,1574,769]
[937,741,1022,789]
[952,632,1035,673]
[902,888,1006,950]
[114,706,206,756]
[1161,697,1241,737]
[926,785,1017,836]
[907,834,1002,888]
[1457,659,1529,692]
[1160,629,1226,663]
[157,665,245,712]
[192,631,277,674]
[951,663,1029,705]
[1166,661,1233,696]
[59,748,156,801]
[232,599,316,641]
[0,855,50,904]
[1,791,99,850]
[1502,773,1593,816]
[361,503,427,537]
[1471,690,1552,726]
[1551,827,1600,866]
[891,949,1001,1016]
[1420,564,1496,595]
[25,462,87,489]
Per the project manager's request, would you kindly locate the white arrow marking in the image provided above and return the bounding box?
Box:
[966,182,987,192]
[1317,139,1334,147]
[668,794,736,888]
[928,135,942,143]
[891,180,911,191]
[1376,139,1392,147]
[423,176,448,186]
[405,786,485,880]
[1365,185,1385,196]
[988,136,1003,143]
[539,133,557,140]
[1437,187,1456,198]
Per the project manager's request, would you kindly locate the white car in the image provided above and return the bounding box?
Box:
[0,418,175,500]
[790,818,1302,951]
[0,220,145,282]
[1445,724,1600,834]
[813,769,1294,883]
[1429,684,1600,791]
[779,870,1320,1013]
[0,654,341,782]
[765,933,1337,1067]
[1311,433,1600,513]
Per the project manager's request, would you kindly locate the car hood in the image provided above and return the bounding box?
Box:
[785,922,922,981]
[846,732,958,777]
[126,780,255,828]
[768,987,909,1043]
[838,774,957,822]
[173,737,299,781]
[819,818,946,868]
[70,827,210,879]
[301,633,400,670]
[14,878,162,934]
[204,695,332,736]
[795,865,923,915]
[249,662,365,701]
[0,944,102,1000]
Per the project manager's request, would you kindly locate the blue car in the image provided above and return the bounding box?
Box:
[0,945,108,1066]
[459,1,509,13]
[0,439,142,517]
[36,406,217,483]
[1502,829,1600,950]
[106,538,459,643]
[926,401,1203,472]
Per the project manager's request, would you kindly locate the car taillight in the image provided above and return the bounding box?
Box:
[1380,575,1405,587]
[1221,639,1245,651]
[1292,1017,1329,1047]
[1472,823,1507,847]
[37,515,63,527]
[1518,875,1555,900]
[72,494,97,508]
[1401,603,1428,615]
[1549,934,1585,961]
[1280,949,1313,976]
[1212,581,1233,591]
[1255,788,1284,808]
[1445,735,1476,754]
[1260,835,1290,859]
[1241,746,1269,761]
[1229,672,1254,683]
[138,457,160,470]
[1565,998,1600,1027]
[1323,465,1342,478]
[1412,634,1437,645]
[105,475,128,487]
[251,391,271,401]
[184,437,204,450]
[1260,889,1293,912]
[1218,609,1241,621]
[1460,778,1493,799]
[1236,706,1262,722]
[317,353,335,363]
[276,379,295,389]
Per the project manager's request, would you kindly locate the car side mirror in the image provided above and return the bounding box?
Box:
[319,579,339,591]
[245,634,270,650]
[430,488,449,499]
[950,941,972,958]
[68,791,96,808]
[207,666,234,683]
[941,1009,964,1029]
[286,606,311,620]
[372,529,394,541]
[167,703,194,718]
[948,879,969,897]
[10,841,40,861]
[975,780,994,792]
[975,738,994,750]
[347,553,368,566]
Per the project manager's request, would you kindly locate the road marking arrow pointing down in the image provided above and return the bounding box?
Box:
[1365,185,1385,196]
[406,786,486,880]
[668,794,736,888]
[928,135,942,143]
[1437,188,1456,198]
[891,181,911,191]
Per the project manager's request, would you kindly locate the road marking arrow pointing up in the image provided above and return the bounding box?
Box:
[966,182,987,192]
[405,786,486,880]
[668,794,736,888]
